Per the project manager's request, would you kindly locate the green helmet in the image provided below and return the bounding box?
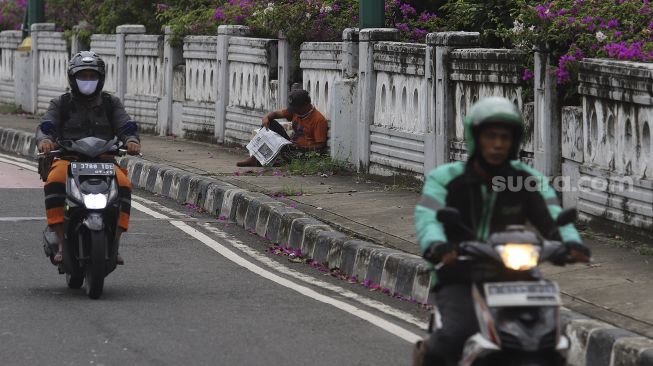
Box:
[463,96,524,160]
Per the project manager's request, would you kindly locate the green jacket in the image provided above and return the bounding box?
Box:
[415,159,581,287]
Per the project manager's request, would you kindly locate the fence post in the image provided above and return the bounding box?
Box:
[159,26,183,136]
[277,31,292,110]
[29,23,54,114]
[534,51,561,176]
[357,28,398,171]
[215,25,250,144]
[430,32,479,168]
[115,25,146,102]
[341,28,359,78]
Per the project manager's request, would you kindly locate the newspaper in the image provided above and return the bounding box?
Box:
[246,128,292,166]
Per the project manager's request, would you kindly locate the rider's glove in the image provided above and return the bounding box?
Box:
[423,241,456,264]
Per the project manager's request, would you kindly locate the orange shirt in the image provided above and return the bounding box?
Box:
[280,107,328,149]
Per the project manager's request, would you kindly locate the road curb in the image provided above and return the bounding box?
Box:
[116,155,433,304]
[2,127,652,366]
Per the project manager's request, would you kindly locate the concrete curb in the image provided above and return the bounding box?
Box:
[117,155,433,304]
[2,127,652,366]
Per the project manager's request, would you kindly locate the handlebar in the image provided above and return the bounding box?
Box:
[36,149,137,158]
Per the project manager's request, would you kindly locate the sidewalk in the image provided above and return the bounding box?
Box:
[1,113,652,341]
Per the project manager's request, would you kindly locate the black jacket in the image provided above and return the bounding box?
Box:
[35,92,139,145]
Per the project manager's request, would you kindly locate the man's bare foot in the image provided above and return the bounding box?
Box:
[116,253,124,265]
[53,251,63,265]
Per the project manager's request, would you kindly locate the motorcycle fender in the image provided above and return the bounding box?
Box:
[459,333,500,366]
[82,213,104,231]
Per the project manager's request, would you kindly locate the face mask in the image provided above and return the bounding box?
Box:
[76,79,99,95]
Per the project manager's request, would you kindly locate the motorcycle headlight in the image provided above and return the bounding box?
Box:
[83,193,108,209]
[496,244,540,271]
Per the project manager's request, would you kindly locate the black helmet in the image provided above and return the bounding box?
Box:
[68,51,105,96]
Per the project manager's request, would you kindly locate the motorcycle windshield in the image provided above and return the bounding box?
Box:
[63,137,117,158]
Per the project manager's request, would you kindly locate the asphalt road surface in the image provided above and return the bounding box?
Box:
[0,155,428,366]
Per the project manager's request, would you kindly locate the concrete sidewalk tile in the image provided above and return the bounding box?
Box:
[352,244,386,282]
[287,217,323,249]
[586,328,638,366]
[566,319,615,366]
[220,188,246,220]
[312,231,347,265]
[394,254,424,299]
[340,240,369,278]
[299,224,332,257]
[639,348,653,366]
[365,248,398,286]
[379,253,404,292]
[611,337,653,366]
[255,201,286,237]
[242,195,276,231]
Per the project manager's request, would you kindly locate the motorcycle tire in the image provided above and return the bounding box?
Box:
[85,230,107,299]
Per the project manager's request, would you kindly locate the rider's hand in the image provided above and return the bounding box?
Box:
[423,242,457,266]
[127,141,141,155]
[38,139,55,154]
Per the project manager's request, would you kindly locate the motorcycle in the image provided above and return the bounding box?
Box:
[429,207,587,366]
[41,136,129,299]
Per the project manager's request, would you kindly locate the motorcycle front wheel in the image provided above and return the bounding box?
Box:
[84,230,107,299]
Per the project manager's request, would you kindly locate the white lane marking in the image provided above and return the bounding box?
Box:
[132,195,427,329]
[0,217,45,221]
[0,153,426,342]
[131,199,423,343]
[0,155,38,172]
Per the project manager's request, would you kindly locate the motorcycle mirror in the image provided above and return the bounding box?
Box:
[556,208,577,227]
[437,207,462,226]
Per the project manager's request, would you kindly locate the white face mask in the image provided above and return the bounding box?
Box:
[76,79,99,95]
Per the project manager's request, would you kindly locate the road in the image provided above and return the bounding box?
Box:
[0,155,427,366]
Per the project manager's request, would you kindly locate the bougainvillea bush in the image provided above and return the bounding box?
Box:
[157,0,441,46]
[0,0,26,31]
[503,0,653,86]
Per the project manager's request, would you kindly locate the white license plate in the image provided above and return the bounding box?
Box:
[484,282,561,307]
[70,162,115,176]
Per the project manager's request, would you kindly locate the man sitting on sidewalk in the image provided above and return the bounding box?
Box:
[236,89,328,167]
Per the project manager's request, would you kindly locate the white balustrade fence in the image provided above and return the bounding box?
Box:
[223,36,277,145]
[35,27,68,114]
[370,42,427,175]
[123,34,163,132]
[300,42,343,120]
[448,49,527,162]
[90,34,117,93]
[6,23,652,235]
[0,31,21,104]
[178,36,218,139]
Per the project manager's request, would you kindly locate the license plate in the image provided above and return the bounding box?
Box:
[70,162,115,176]
[485,282,561,307]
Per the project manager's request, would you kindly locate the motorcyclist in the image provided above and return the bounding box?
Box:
[35,51,141,266]
[412,97,591,365]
